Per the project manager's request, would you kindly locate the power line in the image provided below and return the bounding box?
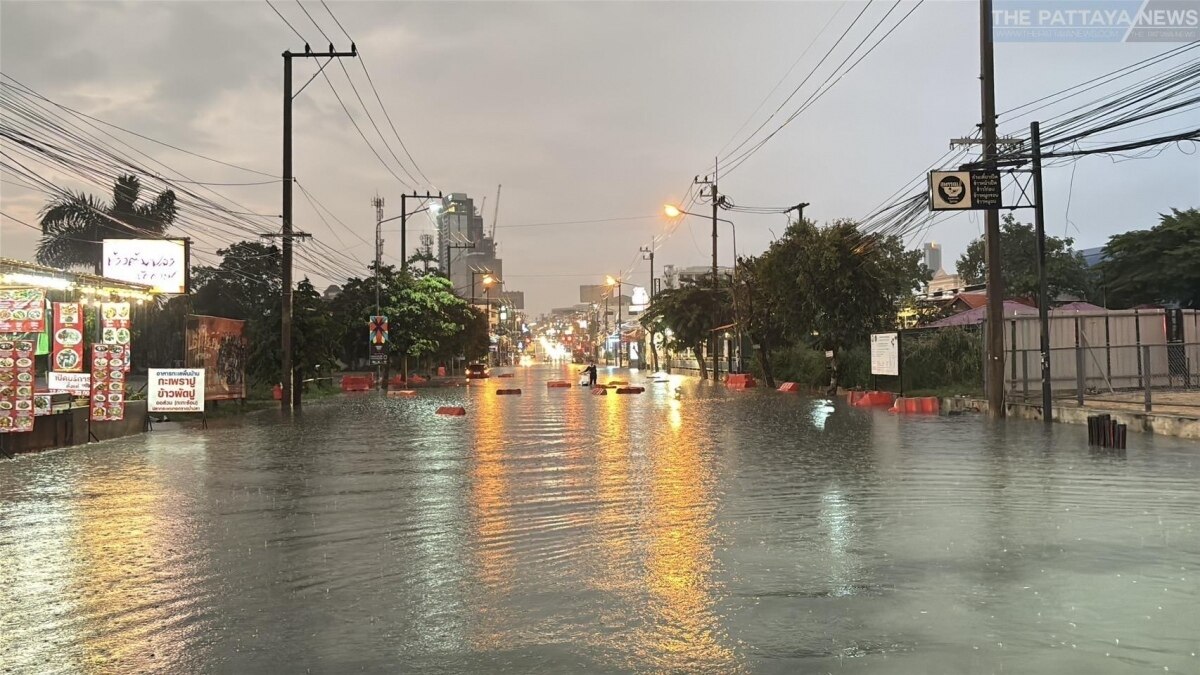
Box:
[265,0,308,43]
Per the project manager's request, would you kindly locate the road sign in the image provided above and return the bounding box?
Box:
[369,315,388,365]
[929,170,1002,210]
[870,332,899,376]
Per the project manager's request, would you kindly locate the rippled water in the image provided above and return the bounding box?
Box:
[2,365,1198,673]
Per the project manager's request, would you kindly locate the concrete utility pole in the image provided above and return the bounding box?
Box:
[373,195,384,310]
[281,43,356,412]
[694,159,720,382]
[1030,121,1052,424]
[979,0,1006,419]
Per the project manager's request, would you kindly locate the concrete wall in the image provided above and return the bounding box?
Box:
[5,400,147,455]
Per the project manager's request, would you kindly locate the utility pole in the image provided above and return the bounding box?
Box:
[373,195,384,389]
[695,159,720,382]
[281,43,356,412]
[1030,121,1052,424]
[446,240,475,285]
[420,234,434,274]
[400,191,442,269]
[979,0,1006,419]
[640,244,655,303]
[786,202,810,224]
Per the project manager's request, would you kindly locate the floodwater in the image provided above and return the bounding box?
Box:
[2,365,1198,674]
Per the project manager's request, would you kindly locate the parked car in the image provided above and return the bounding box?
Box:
[465,363,490,379]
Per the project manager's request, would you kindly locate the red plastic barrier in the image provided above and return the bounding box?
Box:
[778,382,801,393]
[888,396,940,414]
[920,396,939,413]
[847,390,865,404]
[341,375,374,392]
[387,390,417,398]
[615,387,644,394]
[852,391,895,408]
[497,373,515,379]
[436,406,466,416]
[726,374,758,390]
[547,381,571,388]
[273,384,282,400]
[496,389,522,395]
[591,387,608,396]
[411,374,427,384]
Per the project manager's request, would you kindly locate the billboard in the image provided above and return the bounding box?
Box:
[0,287,46,334]
[102,239,188,294]
[148,368,205,413]
[928,171,1002,211]
[185,315,247,400]
[52,302,84,372]
[870,332,899,376]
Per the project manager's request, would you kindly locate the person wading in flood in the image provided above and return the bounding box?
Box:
[581,362,598,387]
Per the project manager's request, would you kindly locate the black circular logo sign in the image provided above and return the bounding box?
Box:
[937,175,966,204]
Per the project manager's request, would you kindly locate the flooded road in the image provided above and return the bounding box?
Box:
[2,365,1198,673]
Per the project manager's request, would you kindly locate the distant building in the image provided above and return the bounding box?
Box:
[436,192,504,300]
[660,264,732,289]
[923,242,944,275]
[323,284,342,300]
[1080,246,1106,268]
[500,290,524,310]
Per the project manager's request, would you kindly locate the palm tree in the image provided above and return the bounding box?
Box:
[37,174,177,273]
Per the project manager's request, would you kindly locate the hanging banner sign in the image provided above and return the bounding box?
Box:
[148,368,205,413]
[0,287,46,334]
[929,170,1002,210]
[49,372,91,396]
[52,302,85,372]
[102,238,188,294]
[870,332,900,376]
[90,344,128,422]
[369,315,388,365]
[100,302,131,345]
[185,315,247,400]
[0,339,36,433]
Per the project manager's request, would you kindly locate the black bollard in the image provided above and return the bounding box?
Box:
[1087,415,1096,445]
[1116,423,1127,450]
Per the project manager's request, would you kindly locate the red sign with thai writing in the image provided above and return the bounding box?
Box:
[0,287,46,334]
[0,339,36,433]
[100,302,131,345]
[90,343,128,422]
[52,302,84,372]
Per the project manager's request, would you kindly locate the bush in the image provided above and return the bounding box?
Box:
[902,327,982,395]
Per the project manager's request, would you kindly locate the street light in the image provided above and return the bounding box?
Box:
[663,204,737,378]
[483,274,498,366]
[606,275,624,368]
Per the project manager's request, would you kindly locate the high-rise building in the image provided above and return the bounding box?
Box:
[436,192,506,302]
[923,242,943,275]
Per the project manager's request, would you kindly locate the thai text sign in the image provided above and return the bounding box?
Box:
[185,315,246,400]
[871,332,900,377]
[0,287,46,334]
[52,302,84,372]
[49,372,91,396]
[0,339,36,433]
[102,239,188,294]
[929,171,1002,211]
[90,344,128,422]
[148,368,205,413]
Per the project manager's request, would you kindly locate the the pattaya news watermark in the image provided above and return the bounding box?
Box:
[994,1,1200,42]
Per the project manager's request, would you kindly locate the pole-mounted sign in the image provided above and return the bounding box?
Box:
[928,170,1002,211]
[369,315,388,365]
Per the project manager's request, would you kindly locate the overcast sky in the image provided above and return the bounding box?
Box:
[2,1,1196,314]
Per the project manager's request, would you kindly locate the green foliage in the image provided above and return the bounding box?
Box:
[1096,208,1200,309]
[640,282,729,380]
[956,213,1091,302]
[37,174,177,272]
[901,328,982,394]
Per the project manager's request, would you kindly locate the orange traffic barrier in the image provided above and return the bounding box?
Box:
[615,387,644,394]
[726,374,757,389]
[888,396,940,414]
[852,391,895,408]
[496,388,522,395]
[273,384,282,400]
[547,380,571,388]
[777,382,801,393]
[591,387,608,395]
[341,375,374,392]
[497,373,515,379]
[920,396,939,413]
[436,406,466,416]
[387,389,418,398]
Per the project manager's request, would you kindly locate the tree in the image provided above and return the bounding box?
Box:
[38,174,177,273]
[760,219,927,392]
[956,213,1090,302]
[292,278,341,385]
[731,254,789,388]
[1095,208,1200,309]
[640,282,728,381]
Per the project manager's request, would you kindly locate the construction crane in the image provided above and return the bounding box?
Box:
[490,184,501,240]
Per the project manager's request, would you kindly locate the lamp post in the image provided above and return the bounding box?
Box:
[470,269,493,309]
[664,205,736,381]
[483,274,498,366]
[606,275,624,368]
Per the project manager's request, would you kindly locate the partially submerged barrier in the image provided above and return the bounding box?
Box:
[436,406,466,416]
[726,374,757,390]
[777,382,801,393]
[496,389,522,396]
[340,375,374,392]
[850,391,895,407]
[887,396,940,414]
